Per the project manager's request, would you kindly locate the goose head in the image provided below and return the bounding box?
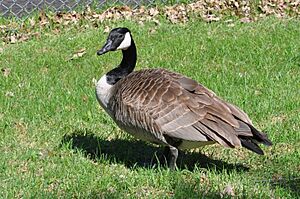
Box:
[97,27,132,55]
[96,27,137,85]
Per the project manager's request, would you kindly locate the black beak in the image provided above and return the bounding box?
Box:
[97,39,113,55]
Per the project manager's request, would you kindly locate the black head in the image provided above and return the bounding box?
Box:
[97,27,132,56]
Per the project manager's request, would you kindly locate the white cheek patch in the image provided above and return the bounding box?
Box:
[117,32,131,50]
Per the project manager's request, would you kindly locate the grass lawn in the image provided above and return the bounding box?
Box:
[0,17,300,198]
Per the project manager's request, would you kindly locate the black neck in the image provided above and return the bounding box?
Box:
[120,40,137,72]
[106,40,137,85]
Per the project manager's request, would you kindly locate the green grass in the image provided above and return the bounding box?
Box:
[1,17,300,198]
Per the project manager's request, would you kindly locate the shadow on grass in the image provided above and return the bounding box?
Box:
[267,176,300,197]
[88,188,225,199]
[61,129,249,172]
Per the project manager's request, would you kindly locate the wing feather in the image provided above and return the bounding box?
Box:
[109,69,266,148]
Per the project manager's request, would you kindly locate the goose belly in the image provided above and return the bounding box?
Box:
[114,119,215,149]
[178,140,216,150]
[115,121,168,146]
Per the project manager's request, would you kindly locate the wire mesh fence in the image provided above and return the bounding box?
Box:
[0,0,178,20]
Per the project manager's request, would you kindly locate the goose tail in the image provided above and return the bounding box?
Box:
[239,124,272,155]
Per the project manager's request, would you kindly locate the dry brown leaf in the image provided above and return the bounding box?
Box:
[149,8,159,17]
[5,91,14,97]
[75,48,86,54]
[240,17,252,23]
[254,90,262,96]
[53,13,63,24]
[138,21,145,26]
[85,5,92,14]
[92,13,105,22]
[1,67,11,77]
[82,95,88,102]
[103,26,110,33]
[15,121,27,133]
[203,14,220,22]
[68,48,86,60]
[10,35,17,44]
[39,11,49,26]
[32,32,41,39]
[138,6,146,14]
[259,0,299,17]
[92,78,98,86]
[1,0,299,45]
[221,184,235,198]
[40,67,49,74]
[149,28,157,34]
[29,17,36,27]
[19,34,30,42]
[165,5,189,24]
[52,28,60,35]
[152,19,161,26]
[18,82,25,88]
[0,25,7,30]
[120,6,132,12]
[271,114,287,125]
[47,180,60,193]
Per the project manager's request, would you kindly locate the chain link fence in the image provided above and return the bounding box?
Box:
[0,0,177,19]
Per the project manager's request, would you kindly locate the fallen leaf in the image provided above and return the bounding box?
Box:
[240,17,251,23]
[165,5,189,24]
[5,91,14,97]
[18,82,25,88]
[52,28,60,35]
[19,34,30,42]
[82,95,88,102]
[29,17,36,27]
[75,48,86,55]
[225,19,233,23]
[68,48,86,60]
[1,68,11,77]
[234,1,239,8]
[149,8,159,17]
[14,121,27,133]
[39,11,49,26]
[203,14,220,22]
[103,26,110,33]
[152,19,161,26]
[221,184,235,198]
[92,78,98,86]
[85,5,92,14]
[10,35,17,44]
[31,32,41,39]
[1,0,298,45]
[254,90,262,95]
[271,114,287,125]
[0,25,7,29]
[149,28,157,34]
[138,21,145,26]
[47,180,60,192]
[38,149,51,159]
[40,67,49,74]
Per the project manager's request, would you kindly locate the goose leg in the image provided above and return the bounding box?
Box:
[168,146,178,170]
[162,146,170,163]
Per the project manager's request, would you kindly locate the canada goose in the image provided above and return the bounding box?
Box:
[95,27,272,169]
